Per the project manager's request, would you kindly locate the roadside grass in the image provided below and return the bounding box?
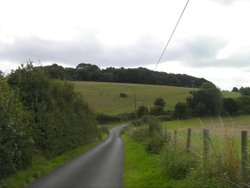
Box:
[0,135,108,188]
[123,115,250,188]
[123,135,174,188]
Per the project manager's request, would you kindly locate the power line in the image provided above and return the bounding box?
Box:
[154,0,190,71]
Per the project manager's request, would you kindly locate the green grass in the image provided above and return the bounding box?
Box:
[0,136,107,188]
[72,81,197,115]
[162,115,250,130]
[123,135,173,188]
[72,81,241,115]
[222,91,241,98]
[124,115,250,187]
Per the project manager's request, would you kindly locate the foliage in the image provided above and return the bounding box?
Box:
[161,146,198,180]
[136,105,149,118]
[236,96,250,114]
[0,79,32,179]
[222,98,238,115]
[232,87,238,92]
[239,87,250,96]
[174,102,189,119]
[39,63,209,88]
[119,93,128,98]
[0,70,3,78]
[154,98,166,107]
[187,82,223,116]
[96,113,121,124]
[7,62,98,157]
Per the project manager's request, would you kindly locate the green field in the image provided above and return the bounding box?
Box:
[72,81,240,115]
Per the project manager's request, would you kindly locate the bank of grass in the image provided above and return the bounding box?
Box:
[0,135,108,188]
[123,135,173,188]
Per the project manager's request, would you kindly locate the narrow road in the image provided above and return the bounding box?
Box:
[28,125,125,188]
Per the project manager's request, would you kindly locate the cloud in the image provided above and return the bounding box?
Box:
[161,35,250,68]
[207,0,248,5]
[0,35,162,68]
[1,34,250,71]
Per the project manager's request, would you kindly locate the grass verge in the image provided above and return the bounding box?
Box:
[123,135,175,188]
[0,135,108,188]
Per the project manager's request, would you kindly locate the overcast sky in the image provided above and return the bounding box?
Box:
[0,0,250,90]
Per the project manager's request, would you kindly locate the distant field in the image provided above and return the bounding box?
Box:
[72,81,241,115]
[162,115,250,138]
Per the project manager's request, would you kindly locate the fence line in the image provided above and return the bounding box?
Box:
[167,127,249,186]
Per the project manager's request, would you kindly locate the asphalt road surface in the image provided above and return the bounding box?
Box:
[28,125,125,188]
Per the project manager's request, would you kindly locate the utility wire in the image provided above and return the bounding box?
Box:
[154,0,190,70]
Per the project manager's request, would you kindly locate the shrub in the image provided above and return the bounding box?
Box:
[146,118,165,154]
[136,105,149,118]
[161,146,198,180]
[174,102,190,119]
[96,113,121,124]
[0,79,32,179]
[119,93,128,98]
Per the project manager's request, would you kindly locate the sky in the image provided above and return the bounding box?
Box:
[0,0,250,90]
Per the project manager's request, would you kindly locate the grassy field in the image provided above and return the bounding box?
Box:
[123,115,250,187]
[162,115,250,137]
[72,81,240,115]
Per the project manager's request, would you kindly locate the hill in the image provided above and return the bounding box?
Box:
[72,81,197,115]
[72,81,240,115]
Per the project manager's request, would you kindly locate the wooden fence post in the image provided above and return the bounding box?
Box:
[241,131,248,187]
[186,128,191,152]
[203,129,210,161]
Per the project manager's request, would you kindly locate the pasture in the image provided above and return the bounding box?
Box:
[71,81,240,115]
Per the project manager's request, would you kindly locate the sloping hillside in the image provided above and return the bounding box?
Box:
[72,81,197,115]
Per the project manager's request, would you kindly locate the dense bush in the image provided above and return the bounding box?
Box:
[161,146,198,179]
[119,93,128,98]
[222,98,238,115]
[0,79,32,178]
[187,82,222,116]
[136,105,149,118]
[174,102,190,119]
[146,118,166,154]
[7,63,98,157]
[96,113,121,124]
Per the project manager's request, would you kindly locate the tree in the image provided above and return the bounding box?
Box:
[175,102,189,119]
[154,98,166,108]
[137,105,149,118]
[223,98,238,115]
[239,87,250,96]
[0,79,32,178]
[232,87,238,92]
[150,98,166,115]
[0,70,3,78]
[7,62,98,156]
[187,82,222,116]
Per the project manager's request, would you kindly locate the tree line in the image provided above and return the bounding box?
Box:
[0,63,101,179]
[135,82,250,119]
[39,63,209,88]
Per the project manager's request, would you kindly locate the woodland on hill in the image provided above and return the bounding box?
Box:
[39,63,209,88]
